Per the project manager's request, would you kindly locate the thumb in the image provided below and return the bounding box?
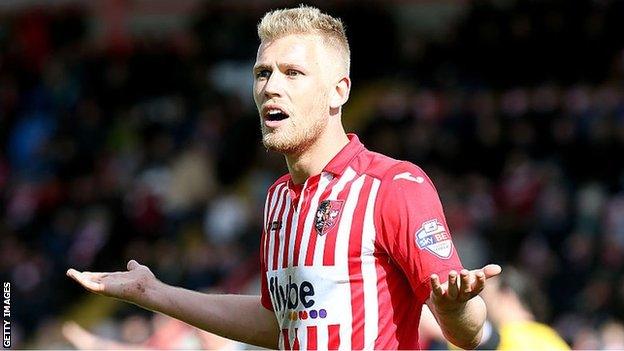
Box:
[482,264,502,279]
[127,260,140,271]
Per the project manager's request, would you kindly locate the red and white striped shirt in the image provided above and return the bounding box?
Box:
[260,134,463,350]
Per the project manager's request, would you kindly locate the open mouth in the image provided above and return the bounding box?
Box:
[265,109,290,122]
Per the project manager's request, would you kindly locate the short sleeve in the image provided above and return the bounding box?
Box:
[374,162,463,303]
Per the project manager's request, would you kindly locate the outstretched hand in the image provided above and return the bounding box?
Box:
[429,264,502,314]
[66,260,156,303]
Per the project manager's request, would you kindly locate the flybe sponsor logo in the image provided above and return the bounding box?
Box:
[269,275,328,321]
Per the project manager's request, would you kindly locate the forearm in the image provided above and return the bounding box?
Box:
[137,281,279,349]
[428,295,486,349]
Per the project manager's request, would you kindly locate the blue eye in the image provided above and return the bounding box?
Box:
[286,69,301,76]
[256,69,271,79]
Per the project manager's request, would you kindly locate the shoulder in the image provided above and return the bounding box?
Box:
[267,173,290,193]
[355,150,434,201]
[360,154,443,228]
[354,149,428,184]
[356,151,442,218]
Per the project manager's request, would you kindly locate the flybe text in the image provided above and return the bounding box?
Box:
[269,275,316,312]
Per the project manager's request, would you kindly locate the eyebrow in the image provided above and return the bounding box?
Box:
[253,64,271,73]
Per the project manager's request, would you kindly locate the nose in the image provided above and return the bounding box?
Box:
[263,72,283,99]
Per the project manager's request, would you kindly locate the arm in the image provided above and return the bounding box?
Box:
[425,265,501,350]
[374,163,501,348]
[67,260,279,349]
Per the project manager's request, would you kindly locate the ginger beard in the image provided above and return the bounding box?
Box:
[260,90,329,155]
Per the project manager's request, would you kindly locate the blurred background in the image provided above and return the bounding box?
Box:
[1,0,624,349]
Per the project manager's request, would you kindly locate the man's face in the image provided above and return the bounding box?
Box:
[253,34,334,155]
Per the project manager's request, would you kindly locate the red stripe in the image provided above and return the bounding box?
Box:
[264,185,281,265]
[328,324,341,350]
[282,329,290,350]
[306,326,317,350]
[322,178,357,266]
[303,221,319,265]
[259,228,267,271]
[292,175,325,266]
[374,257,397,350]
[292,328,300,351]
[348,177,373,349]
[271,189,288,270]
[291,192,307,266]
[281,199,296,268]
[304,180,337,266]
[265,185,281,233]
[259,227,270,310]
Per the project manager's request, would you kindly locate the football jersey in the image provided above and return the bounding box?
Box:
[260,134,463,350]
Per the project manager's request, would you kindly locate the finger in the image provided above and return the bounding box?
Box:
[62,321,86,338]
[127,260,140,270]
[67,270,104,292]
[81,272,110,280]
[66,268,84,282]
[482,264,502,279]
[460,269,472,295]
[473,270,486,294]
[62,321,96,349]
[447,270,459,299]
[67,269,110,281]
[62,322,82,344]
[430,274,445,297]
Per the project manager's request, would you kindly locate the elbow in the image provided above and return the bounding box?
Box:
[447,327,483,350]
[450,337,480,350]
[463,337,482,350]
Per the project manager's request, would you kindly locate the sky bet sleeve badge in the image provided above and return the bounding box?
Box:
[415,219,453,259]
[314,200,344,236]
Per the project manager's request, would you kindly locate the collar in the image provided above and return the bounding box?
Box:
[286,134,365,197]
[323,133,366,176]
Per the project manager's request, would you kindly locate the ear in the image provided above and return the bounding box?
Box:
[329,76,351,109]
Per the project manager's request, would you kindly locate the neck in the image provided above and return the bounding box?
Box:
[285,126,349,184]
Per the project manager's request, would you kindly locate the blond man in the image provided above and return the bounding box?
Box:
[68,6,500,350]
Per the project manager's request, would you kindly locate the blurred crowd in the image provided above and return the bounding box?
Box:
[1,0,624,349]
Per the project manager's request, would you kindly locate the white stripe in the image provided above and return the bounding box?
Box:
[297,173,332,266]
[286,178,309,267]
[266,183,285,232]
[334,171,365,268]
[263,185,272,229]
[263,184,284,264]
[267,184,287,271]
[317,325,328,351]
[286,207,299,267]
[297,177,311,213]
[362,179,380,349]
[276,194,292,270]
[296,327,305,351]
[313,168,356,265]
[334,171,366,350]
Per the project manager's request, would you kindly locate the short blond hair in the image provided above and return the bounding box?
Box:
[257,5,350,74]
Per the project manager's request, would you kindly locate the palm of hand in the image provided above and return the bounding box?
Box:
[66,260,155,302]
[429,264,501,313]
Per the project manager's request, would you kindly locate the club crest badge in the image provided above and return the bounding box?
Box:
[415,219,453,259]
[314,200,344,236]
